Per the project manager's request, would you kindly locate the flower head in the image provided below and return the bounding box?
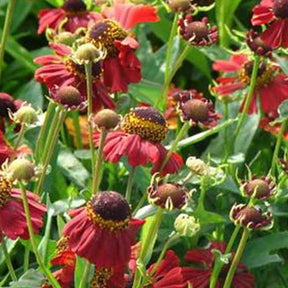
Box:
[183,241,255,288]
[93,107,183,176]
[178,16,218,46]
[246,30,273,57]
[92,109,120,131]
[230,204,273,230]
[174,213,200,237]
[0,132,13,166]
[63,191,144,268]
[0,176,46,241]
[213,54,288,116]
[37,0,102,34]
[252,0,288,48]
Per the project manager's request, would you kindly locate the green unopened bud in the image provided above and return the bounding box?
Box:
[8,159,35,182]
[54,32,76,46]
[75,43,106,64]
[186,156,210,176]
[13,105,38,125]
[174,213,200,237]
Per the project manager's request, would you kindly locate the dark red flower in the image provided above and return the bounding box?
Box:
[183,241,255,288]
[252,0,288,48]
[213,54,288,116]
[38,0,102,34]
[0,132,13,166]
[85,2,159,92]
[63,191,144,268]
[246,29,273,57]
[90,267,126,288]
[178,16,218,46]
[260,116,288,139]
[94,107,183,176]
[34,43,114,111]
[0,176,46,242]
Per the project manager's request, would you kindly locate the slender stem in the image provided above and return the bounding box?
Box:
[233,55,260,141]
[79,262,90,288]
[72,111,83,149]
[132,208,164,288]
[125,167,136,202]
[210,226,241,288]
[84,62,96,174]
[92,128,107,194]
[12,124,25,158]
[0,0,17,82]
[156,45,190,109]
[35,107,66,195]
[1,237,17,281]
[24,246,30,272]
[160,122,190,172]
[132,192,147,216]
[271,119,288,176]
[19,183,61,288]
[35,102,55,160]
[223,228,250,288]
[223,102,229,161]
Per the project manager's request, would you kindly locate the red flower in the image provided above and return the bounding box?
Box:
[213,54,288,116]
[90,267,126,288]
[63,191,144,268]
[0,132,13,165]
[0,176,46,242]
[38,0,102,34]
[260,116,288,140]
[85,1,159,92]
[34,43,114,111]
[183,241,255,288]
[94,107,183,176]
[252,0,288,48]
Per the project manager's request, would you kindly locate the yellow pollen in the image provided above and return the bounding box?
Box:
[0,176,12,209]
[86,19,128,55]
[86,202,129,231]
[56,235,70,254]
[90,268,112,288]
[122,112,168,143]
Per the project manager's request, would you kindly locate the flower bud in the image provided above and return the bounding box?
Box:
[92,109,120,130]
[7,158,35,182]
[186,156,210,176]
[54,32,76,46]
[168,0,192,12]
[55,86,83,108]
[242,177,275,200]
[13,105,38,125]
[174,213,200,237]
[246,30,273,57]
[75,43,105,64]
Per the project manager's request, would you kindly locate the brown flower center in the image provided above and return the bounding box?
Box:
[273,0,288,19]
[236,206,263,225]
[62,0,87,13]
[246,179,270,198]
[90,268,112,288]
[0,98,16,117]
[181,99,209,122]
[0,176,12,209]
[122,107,168,143]
[239,61,274,87]
[65,59,102,79]
[86,191,131,231]
[56,236,70,254]
[185,21,209,42]
[86,20,128,55]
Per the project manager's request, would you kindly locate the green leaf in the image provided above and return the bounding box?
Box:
[9,269,44,288]
[278,99,288,119]
[194,205,225,225]
[242,232,288,268]
[0,239,17,266]
[45,0,64,7]
[74,257,93,288]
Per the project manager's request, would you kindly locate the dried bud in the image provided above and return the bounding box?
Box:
[53,86,83,109]
[54,32,76,46]
[148,180,189,210]
[246,30,273,57]
[13,105,38,125]
[186,156,210,176]
[92,109,120,130]
[230,204,272,230]
[75,43,106,64]
[242,177,275,200]
[7,158,35,182]
[174,213,200,237]
[168,0,193,12]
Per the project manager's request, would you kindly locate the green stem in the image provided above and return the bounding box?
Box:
[13,124,25,158]
[132,192,147,216]
[156,45,190,109]
[2,237,17,281]
[35,107,66,195]
[132,208,164,288]
[20,183,61,288]
[210,226,241,288]
[92,128,107,194]
[0,0,17,82]
[271,119,288,176]
[223,228,249,288]
[72,111,83,149]
[24,246,30,272]
[160,122,190,172]
[233,56,260,143]
[79,262,90,288]
[35,102,56,160]
[223,102,229,161]
[84,62,96,174]
[125,167,136,202]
